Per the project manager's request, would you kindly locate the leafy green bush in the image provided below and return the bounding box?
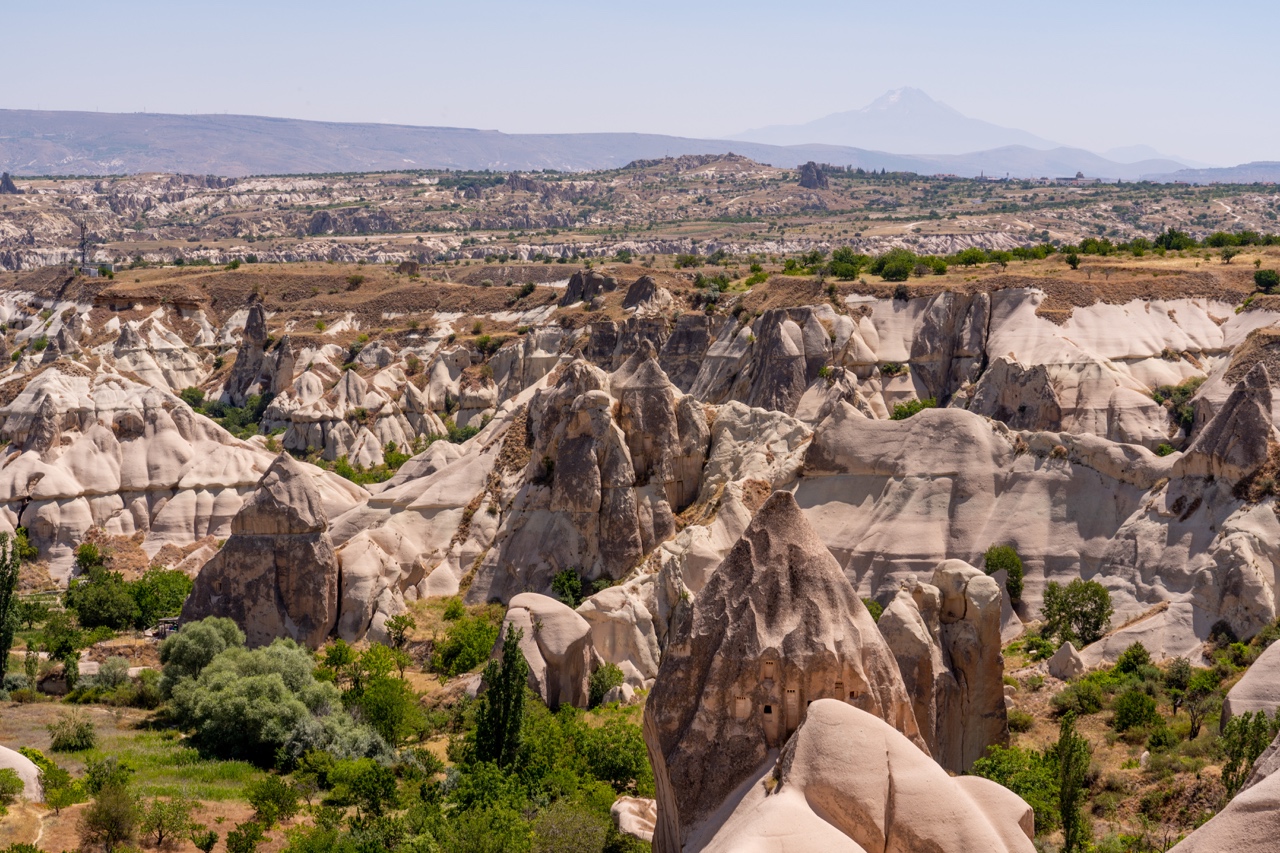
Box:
[431,613,500,678]
[179,387,206,408]
[983,545,1024,602]
[1152,376,1205,434]
[0,768,23,813]
[862,598,883,622]
[247,775,301,826]
[170,638,388,767]
[1008,707,1034,733]
[588,662,625,708]
[970,744,1060,832]
[64,565,139,630]
[890,398,937,420]
[551,569,583,608]
[1051,680,1103,717]
[1023,636,1057,661]
[871,248,916,282]
[1115,642,1152,675]
[1041,579,1113,646]
[160,616,246,694]
[47,709,96,751]
[1255,269,1280,294]
[443,598,466,621]
[1112,688,1159,732]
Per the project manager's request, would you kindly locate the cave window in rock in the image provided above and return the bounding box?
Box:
[834,680,845,701]
[734,696,749,720]
[763,703,778,744]
[762,660,776,681]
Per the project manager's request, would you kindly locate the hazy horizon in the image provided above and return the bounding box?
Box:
[6,0,1276,166]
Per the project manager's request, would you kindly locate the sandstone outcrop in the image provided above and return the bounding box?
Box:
[561,269,617,306]
[695,700,1035,853]
[1222,639,1280,723]
[878,562,1008,772]
[182,453,340,647]
[644,491,922,853]
[612,796,657,843]
[498,592,592,709]
[0,744,40,802]
[797,161,828,190]
[1048,641,1085,680]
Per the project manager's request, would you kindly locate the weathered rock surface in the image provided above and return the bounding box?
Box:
[182,453,340,647]
[878,562,1008,772]
[0,744,41,802]
[644,491,922,853]
[1048,641,1085,680]
[693,700,1035,853]
[498,592,592,709]
[612,796,657,843]
[1222,639,1280,723]
[797,161,828,190]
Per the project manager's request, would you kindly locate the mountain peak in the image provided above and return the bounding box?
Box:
[733,88,1058,155]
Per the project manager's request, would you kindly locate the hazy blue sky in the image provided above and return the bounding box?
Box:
[6,0,1275,165]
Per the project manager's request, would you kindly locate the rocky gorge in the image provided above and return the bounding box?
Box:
[5,249,1280,851]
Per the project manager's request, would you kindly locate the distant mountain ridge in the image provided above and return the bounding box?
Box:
[0,108,1186,181]
[1141,162,1280,184]
[734,87,1061,154]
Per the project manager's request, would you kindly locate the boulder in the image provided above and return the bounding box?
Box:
[181,453,340,647]
[499,593,593,709]
[695,700,1035,853]
[612,796,657,843]
[577,582,661,689]
[644,491,923,853]
[1222,639,1280,724]
[0,744,40,802]
[1048,641,1086,680]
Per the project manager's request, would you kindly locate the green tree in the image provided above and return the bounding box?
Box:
[1055,715,1092,853]
[225,820,266,853]
[0,768,24,812]
[130,567,193,629]
[1255,269,1280,294]
[588,662,625,708]
[970,744,1060,832]
[77,782,139,853]
[873,248,915,282]
[40,610,83,688]
[956,247,987,267]
[432,613,500,678]
[1112,688,1159,732]
[1184,670,1218,738]
[474,625,527,768]
[1222,710,1280,798]
[982,545,1024,603]
[246,776,300,827]
[1066,252,1080,270]
[531,800,609,853]
[141,794,196,847]
[159,616,245,694]
[37,761,82,815]
[355,673,422,745]
[64,565,140,630]
[1040,579,1113,646]
[384,614,416,649]
[0,532,21,683]
[1114,642,1151,674]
